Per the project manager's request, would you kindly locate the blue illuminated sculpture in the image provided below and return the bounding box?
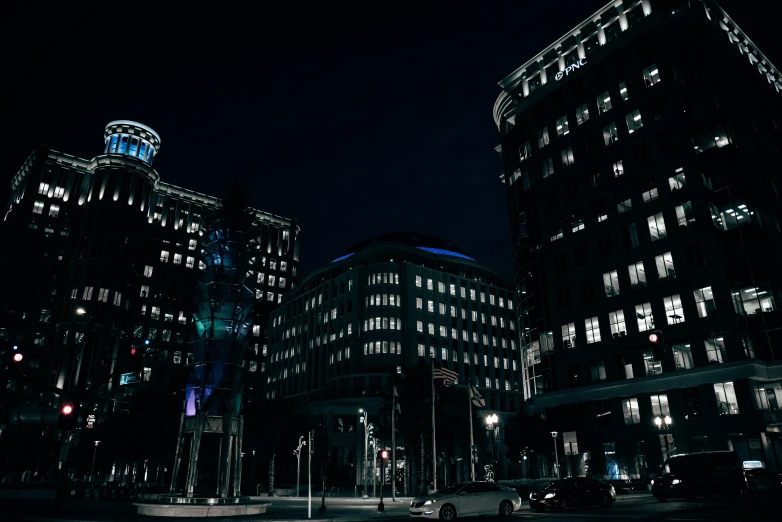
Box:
[169,187,262,498]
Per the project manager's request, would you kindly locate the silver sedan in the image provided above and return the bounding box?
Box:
[409,481,522,520]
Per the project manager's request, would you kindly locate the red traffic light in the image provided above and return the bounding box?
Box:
[61,404,73,415]
[13,353,23,362]
[649,333,660,343]
[131,348,137,355]
[381,450,388,460]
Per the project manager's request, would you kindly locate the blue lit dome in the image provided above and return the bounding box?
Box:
[332,232,475,263]
[103,120,161,165]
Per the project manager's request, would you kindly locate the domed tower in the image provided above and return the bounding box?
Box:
[54,121,162,413]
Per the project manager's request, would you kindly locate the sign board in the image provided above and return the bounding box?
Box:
[743,460,763,469]
[86,414,96,429]
[555,58,587,81]
[563,431,578,455]
[748,439,761,450]
[120,372,140,385]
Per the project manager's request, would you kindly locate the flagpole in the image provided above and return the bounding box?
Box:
[392,388,396,501]
[468,385,476,482]
[431,359,437,493]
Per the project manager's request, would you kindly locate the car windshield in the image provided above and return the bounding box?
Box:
[434,484,464,496]
[665,459,690,475]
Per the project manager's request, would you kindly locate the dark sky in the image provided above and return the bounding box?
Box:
[2,0,780,279]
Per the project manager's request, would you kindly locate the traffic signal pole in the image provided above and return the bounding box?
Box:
[377,450,387,512]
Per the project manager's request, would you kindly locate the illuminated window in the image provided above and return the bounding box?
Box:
[603,122,619,145]
[651,394,670,417]
[562,322,576,349]
[556,116,570,136]
[144,265,153,277]
[38,182,49,195]
[597,91,612,114]
[655,252,675,280]
[83,286,93,300]
[626,110,643,133]
[416,298,422,310]
[160,250,170,263]
[609,310,626,337]
[416,321,423,333]
[415,276,422,288]
[664,294,685,324]
[668,168,686,191]
[613,160,624,177]
[675,202,695,227]
[186,257,194,269]
[603,271,620,297]
[628,261,646,289]
[617,198,632,214]
[97,288,109,302]
[140,285,149,298]
[635,302,654,332]
[732,284,777,316]
[693,286,715,318]
[647,213,667,241]
[643,64,661,87]
[561,146,575,167]
[642,187,658,203]
[575,103,589,125]
[537,127,550,148]
[585,316,601,344]
[705,336,727,364]
[178,311,187,324]
[279,277,286,288]
[622,398,641,424]
[713,382,739,415]
[571,217,585,233]
[49,204,60,217]
[673,344,693,370]
[33,201,44,214]
[542,158,554,178]
[428,323,435,335]
[519,141,531,162]
[151,306,160,320]
[427,300,434,313]
[188,239,197,251]
[173,253,182,265]
[619,81,629,101]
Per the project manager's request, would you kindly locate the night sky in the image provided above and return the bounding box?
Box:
[3,0,780,280]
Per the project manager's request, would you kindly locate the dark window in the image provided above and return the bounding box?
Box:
[557,287,572,310]
[574,243,589,266]
[567,362,581,388]
[596,399,612,428]
[657,129,676,153]
[590,358,607,383]
[545,187,559,208]
[597,234,613,258]
[685,243,706,272]
[565,177,580,198]
[681,386,703,419]
[632,143,649,165]
[616,352,634,379]
[554,252,568,274]
[580,279,595,304]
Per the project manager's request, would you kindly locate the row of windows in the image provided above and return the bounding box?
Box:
[601,253,678,297]
[158,252,199,269]
[416,321,514,349]
[415,299,514,328]
[32,201,60,217]
[366,294,401,307]
[415,276,512,308]
[71,286,123,306]
[621,381,737,427]
[37,183,65,199]
[367,272,399,285]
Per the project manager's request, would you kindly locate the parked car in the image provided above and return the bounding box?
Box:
[528,477,615,512]
[744,468,782,493]
[408,481,521,520]
[651,451,747,501]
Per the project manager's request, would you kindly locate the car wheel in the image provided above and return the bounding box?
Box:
[560,499,571,511]
[439,503,457,521]
[499,499,513,517]
[600,494,613,508]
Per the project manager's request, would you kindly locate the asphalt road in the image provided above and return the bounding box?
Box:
[0,490,776,521]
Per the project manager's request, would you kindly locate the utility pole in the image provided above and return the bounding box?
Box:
[431,360,437,493]
[391,388,396,501]
[307,430,312,519]
[468,386,476,482]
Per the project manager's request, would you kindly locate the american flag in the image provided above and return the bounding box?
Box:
[470,384,485,408]
[433,366,458,386]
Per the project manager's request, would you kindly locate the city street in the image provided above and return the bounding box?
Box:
[0,490,776,522]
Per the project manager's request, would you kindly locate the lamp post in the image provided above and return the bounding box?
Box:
[294,436,306,497]
[91,441,101,481]
[654,415,673,461]
[551,432,559,478]
[355,408,363,497]
[485,413,499,480]
[361,416,373,499]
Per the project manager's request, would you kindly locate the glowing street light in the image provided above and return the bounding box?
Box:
[76,308,86,315]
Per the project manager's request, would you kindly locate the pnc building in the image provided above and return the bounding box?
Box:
[494,0,782,477]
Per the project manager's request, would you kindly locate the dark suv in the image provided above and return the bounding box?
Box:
[651,451,747,501]
[529,477,616,511]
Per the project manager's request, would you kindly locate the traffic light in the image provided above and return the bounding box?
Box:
[13,353,23,362]
[61,404,73,415]
[381,450,388,461]
[648,332,660,343]
[648,330,665,361]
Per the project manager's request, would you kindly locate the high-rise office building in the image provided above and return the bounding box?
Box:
[494,0,782,476]
[268,233,520,485]
[0,121,300,462]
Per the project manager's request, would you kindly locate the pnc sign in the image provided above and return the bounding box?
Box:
[555,58,587,81]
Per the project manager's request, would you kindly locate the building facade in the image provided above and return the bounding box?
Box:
[268,233,520,487]
[494,0,782,477]
[0,121,299,474]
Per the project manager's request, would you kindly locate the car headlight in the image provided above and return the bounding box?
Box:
[529,493,534,500]
[544,493,556,499]
[672,479,681,485]
[651,480,654,485]
[423,500,432,506]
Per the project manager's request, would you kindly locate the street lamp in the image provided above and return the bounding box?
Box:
[654,415,673,461]
[294,436,306,497]
[76,308,86,315]
[485,413,499,481]
[361,413,373,499]
[356,408,365,497]
[91,441,101,481]
[551,432,560,478]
